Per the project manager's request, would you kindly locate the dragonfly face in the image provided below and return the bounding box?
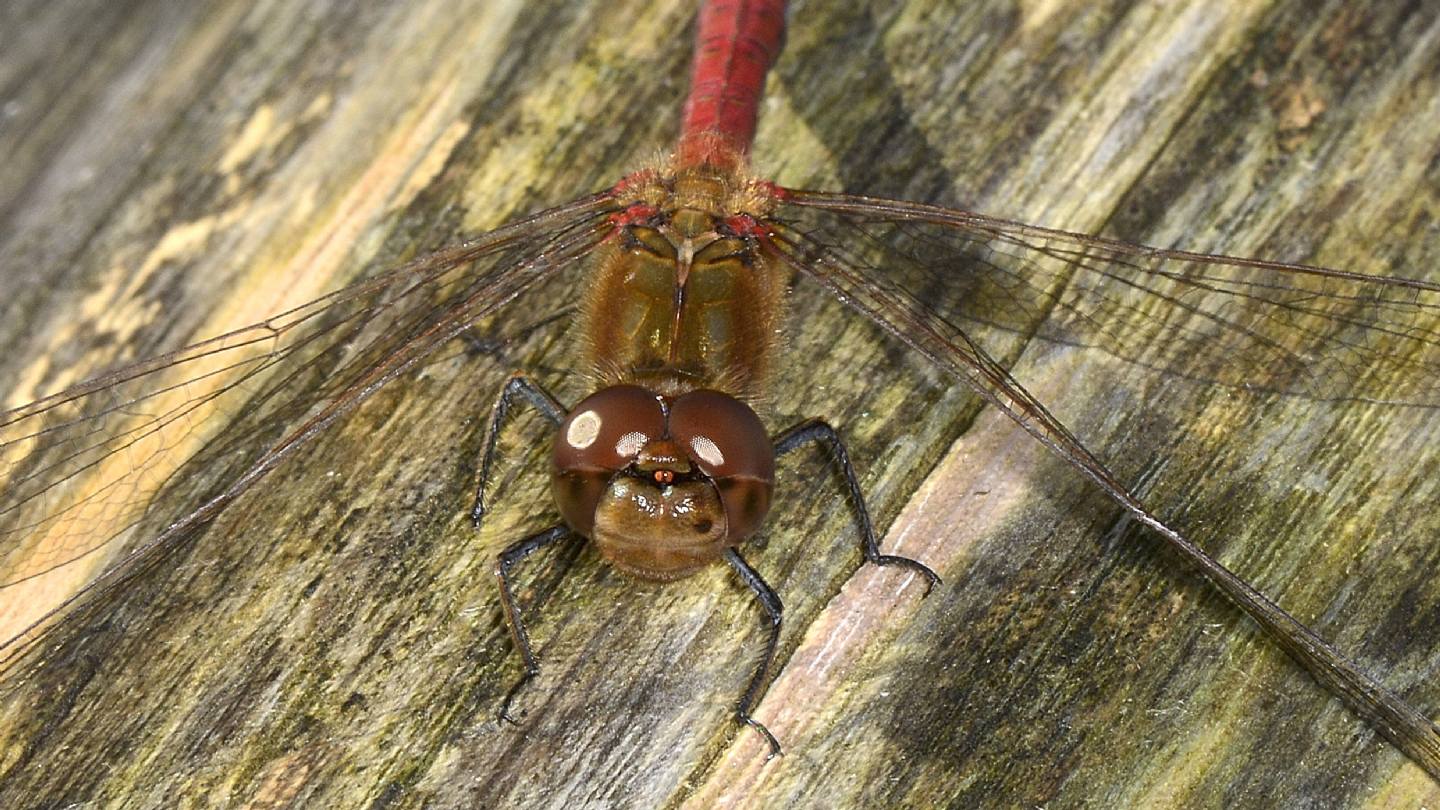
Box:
[551,385,774,580]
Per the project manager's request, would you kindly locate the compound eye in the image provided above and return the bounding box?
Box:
[668,390,775,542]
[668,390,774,481]
[551,386,666,537]
[553,385,666,473]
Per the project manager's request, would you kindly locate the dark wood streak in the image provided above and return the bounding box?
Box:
[0,0,1438,807]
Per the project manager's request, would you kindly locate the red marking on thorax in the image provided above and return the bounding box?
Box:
[609,203,660,227]
[752,179,788,201]
[612,169,659,195]
[725,212,779,248]
[724,213,763,236]
[604,203,661,243]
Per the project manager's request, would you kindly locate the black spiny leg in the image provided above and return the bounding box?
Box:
[774,419,941,592]
[460,308,575,366]
[495,524,573,724]
[471,373,567,529]
[723,548,784,759]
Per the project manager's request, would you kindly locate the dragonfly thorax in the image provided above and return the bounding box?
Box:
[585,164,786,400]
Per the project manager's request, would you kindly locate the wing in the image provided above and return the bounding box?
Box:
[774,190,1440,407]
[764,189,1440,777]
[0,191,619,673]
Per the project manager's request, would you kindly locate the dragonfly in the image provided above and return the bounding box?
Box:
[1,0,1438,802]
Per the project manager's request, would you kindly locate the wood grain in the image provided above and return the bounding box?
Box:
[1,0,1438,807]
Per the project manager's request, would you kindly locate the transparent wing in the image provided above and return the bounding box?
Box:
[774,190,1440,407]
[765,190,1440,777]
[0,191,619,672]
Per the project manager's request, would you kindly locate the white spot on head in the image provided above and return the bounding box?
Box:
[690,435,724,467]
[615,431,648,458]
[566,410,602,449]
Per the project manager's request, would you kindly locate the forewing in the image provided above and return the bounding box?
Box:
[773,190,1440,408]
[0,191,618,671]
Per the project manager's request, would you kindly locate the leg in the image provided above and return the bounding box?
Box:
[459,307,574,364]
[459,328,512,359]
[774,419,941,593]
[471,373,568,528]
[723,548,784,760]
[494,523,572,724]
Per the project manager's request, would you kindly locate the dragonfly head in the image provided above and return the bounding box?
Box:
[550,385,775,580]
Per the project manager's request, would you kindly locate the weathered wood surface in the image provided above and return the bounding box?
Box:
[1,0,1438,806]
